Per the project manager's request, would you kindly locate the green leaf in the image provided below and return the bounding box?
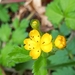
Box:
[15,60,34,71]
[1,43,16,67]
[54,0,60,3]
[47,61,75,69]
[8,47,31,64]
[0,23,11,42]
[0,7,9,22]
[0,55,1,64]
[1,45,31,67]
[65,12,75,30]
[46,2,63,24]
[52,67,75,75]
[66,37,75,54]
[12,18,19,29]
[20,19,29,29]
[51,30,59,39]
[59,23,71,36]
[60,0,75,13]
[33,56,47,75]
[46,0,75,30]
[48,50,69,65]
[12,28,28,44]
[9,3,19,12]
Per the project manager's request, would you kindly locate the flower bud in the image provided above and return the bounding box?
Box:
[54,35,66,49]
[30,19,40,29]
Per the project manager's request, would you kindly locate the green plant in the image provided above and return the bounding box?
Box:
[0,0,75,75]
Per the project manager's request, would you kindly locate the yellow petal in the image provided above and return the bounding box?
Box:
[41,42,52,53]
[29,29,40,42]
[24,38,37,50]
[29,49,41,59]
[41,33,52,45]
[24,38,30,44]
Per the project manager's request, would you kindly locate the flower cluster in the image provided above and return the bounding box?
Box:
[24,29,66,59]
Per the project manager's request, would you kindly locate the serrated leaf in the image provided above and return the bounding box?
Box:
[1,43,16,67]
[46,0,75,30]
[48,50,69,65]
[0,7,9,22]
[1,45,31,67]
[52,67,75,75]
[9,3,19,12]
[66,37,75,54]
[8,47,31,64]
[33,56,47,75]
[59,23,71,36]
[20,19,29,29]
[0,23,11,42]
[12,18,19,29]
[12,28,28,44]
[46,2,63,24]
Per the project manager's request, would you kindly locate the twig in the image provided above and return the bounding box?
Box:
[4,68,19,73]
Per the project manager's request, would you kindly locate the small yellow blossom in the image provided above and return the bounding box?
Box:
[24,29,53,59]
[54,35,66,49]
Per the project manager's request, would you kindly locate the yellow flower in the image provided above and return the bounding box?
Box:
[24,29,53,59]
[54,35,66,49]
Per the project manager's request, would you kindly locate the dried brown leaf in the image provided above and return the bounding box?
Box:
[40,15,53,32]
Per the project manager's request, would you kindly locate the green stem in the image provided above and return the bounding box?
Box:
[69,53,74,60]
[26,11,35,20]
[67,30,75,44]
[66,48,74,60]
[0,66,6,75]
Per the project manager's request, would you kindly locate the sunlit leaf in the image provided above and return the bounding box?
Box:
[46,2,63,24]
[0,7,9,22]
[0,23,11,42]
[13,18,19,29]
[33,56,47,75]
[20,19,29,29]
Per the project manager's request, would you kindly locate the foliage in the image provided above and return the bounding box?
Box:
[0,0,75,75]
[33,56,47,75]
[46,0,75,30]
